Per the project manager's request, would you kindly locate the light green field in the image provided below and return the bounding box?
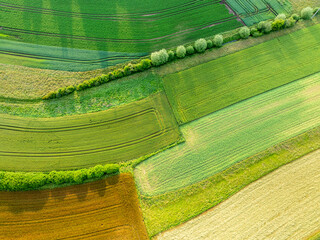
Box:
[135,72,320,196]
[0,92,180,172]
[163,24,320,124]
[0,0,241,54]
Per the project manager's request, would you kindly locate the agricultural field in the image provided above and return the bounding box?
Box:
[164,23,320,124]
[0,0,242,70]
[156,149,320,240]
[0,173,149,240]
[226,0,291,25]
[0,92,180,171]
[0,39,146,71]
[135,72,320,196]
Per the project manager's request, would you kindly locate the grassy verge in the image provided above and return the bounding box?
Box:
[0,72,163,117]
[138,125,320,237]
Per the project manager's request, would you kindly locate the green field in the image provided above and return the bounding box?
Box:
[0,0,241,54]
[135,72,320,196]
[226,0,291,25]
[0,92,180,171]
[163,24,320,124]
[0,39,146,71]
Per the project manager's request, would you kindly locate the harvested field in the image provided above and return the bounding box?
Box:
[135,72,320,196]
[156,149,320,240]
[0,92,180,171]
[163,24,320,124]
[0,0,241,55]
[0,173,149,240]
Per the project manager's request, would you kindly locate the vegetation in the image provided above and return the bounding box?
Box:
[301,7,314,19]
[0,164,119,191]
[239,26,250,39]
[194,38,207,53]
[151,49,169,66]
[0,174,149,240]
[163,24,320,123]
[176,46,186,59]
[135,72,320,195]
[139,125,320,237]
[212,34,224,47]
[0,93,180,171]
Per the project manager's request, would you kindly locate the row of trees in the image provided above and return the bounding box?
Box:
[43,6,319,100]
[42,59,152,99]
[151,34,224,66]
[0,164,119,191]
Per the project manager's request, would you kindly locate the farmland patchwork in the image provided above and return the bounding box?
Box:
[135,72,320,195]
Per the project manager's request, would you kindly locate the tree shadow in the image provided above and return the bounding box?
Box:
[4,189,50,214]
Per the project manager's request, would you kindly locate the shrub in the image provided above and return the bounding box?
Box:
[301,7,313,20]
[314,7,320,14]
[252,31,263,38]
[275,13,286,20]
[151,49,169,66]
[284,18,295,28]
[168,50,175,61]
[136,63,144,72]
[123,65,132,76]
[272,19,285,31]
[250,27,258,35]
[176,45,186,58]
[194,38,207,53]
[258,21,272,33]
[140,59,152,69]
[291,13,300,21]
[186,45,195,55]
[66,86,75,94]
[206,40,213,49]
[213,34,223,47]
[239,26,250,39]
[113,69,124,78]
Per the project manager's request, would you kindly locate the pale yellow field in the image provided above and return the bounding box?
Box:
[156,150,320,240]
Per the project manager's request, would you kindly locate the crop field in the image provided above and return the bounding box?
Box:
[0,92,180,171]
[163,24,320,124]
[0,0,241,56]
[0,39,147,71]
[135,72,320,196]
[0,173,149,240]
[156,149,320,240]
[226,0,291,25]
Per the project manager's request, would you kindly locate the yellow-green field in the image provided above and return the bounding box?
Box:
[0,92,180,171]
[156,149,320,240]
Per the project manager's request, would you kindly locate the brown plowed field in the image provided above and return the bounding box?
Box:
[0,173,148,240]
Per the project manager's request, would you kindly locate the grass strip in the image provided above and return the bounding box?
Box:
[139,125,320,237]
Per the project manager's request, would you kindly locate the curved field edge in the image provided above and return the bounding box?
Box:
[0,173,149,240]
[0,73,163,118]
[156,148,320,240]
[0,92,180,171]
[138,125,320,237]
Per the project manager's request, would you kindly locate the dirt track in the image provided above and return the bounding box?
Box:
[156,150,320,240]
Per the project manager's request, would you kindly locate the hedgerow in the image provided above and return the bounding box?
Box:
[0,164,120,191]
[42,6,316,100]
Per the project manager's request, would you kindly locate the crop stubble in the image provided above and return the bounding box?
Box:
[0,173,149,240]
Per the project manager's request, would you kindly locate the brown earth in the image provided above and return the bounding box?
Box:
[0,173,149,240]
